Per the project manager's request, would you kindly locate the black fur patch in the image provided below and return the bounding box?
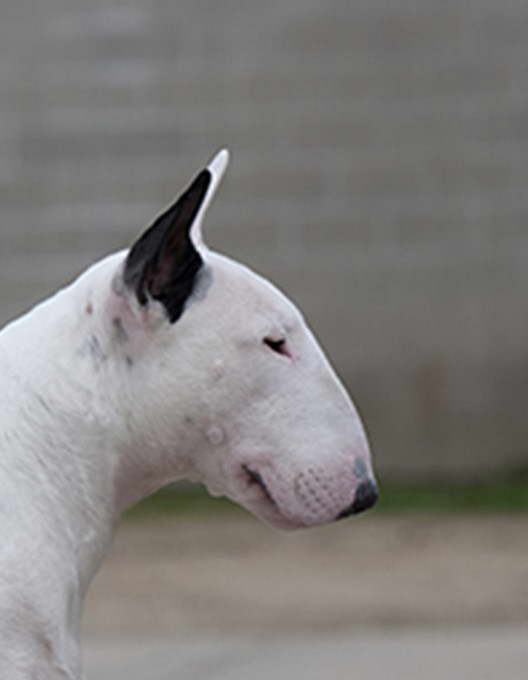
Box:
[123,169,211,323]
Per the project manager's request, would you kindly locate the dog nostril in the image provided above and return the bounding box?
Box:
[337,479,378,520]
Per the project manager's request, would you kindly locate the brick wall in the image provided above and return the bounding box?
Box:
[1,0,527,479]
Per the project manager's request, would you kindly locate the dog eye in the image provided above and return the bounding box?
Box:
[263,337,289,357]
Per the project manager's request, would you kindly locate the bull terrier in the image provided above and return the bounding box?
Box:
[0,150,377,678]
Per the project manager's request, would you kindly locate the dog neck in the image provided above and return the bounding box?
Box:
[0,254,196,595]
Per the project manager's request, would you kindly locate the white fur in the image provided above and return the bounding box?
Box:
[0,151,374,677]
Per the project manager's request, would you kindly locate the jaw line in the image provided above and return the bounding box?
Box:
[256,503,307,530]
[204,464,308,530]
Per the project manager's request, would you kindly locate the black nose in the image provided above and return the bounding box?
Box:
[337,479,378,519]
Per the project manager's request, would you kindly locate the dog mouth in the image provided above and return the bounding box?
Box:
[242,464,275,504]
[241,464,304,529]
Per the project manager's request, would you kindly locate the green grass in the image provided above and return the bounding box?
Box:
[124,479,528,521]
[376,481,528,513]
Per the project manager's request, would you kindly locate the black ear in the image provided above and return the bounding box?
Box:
[123,169,211,323]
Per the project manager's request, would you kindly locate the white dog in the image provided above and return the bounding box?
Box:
[0,150,377,678]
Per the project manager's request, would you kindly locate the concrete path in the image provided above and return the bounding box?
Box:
[83,514,528,635]
[85,627,528,680]
[82,513,528,678]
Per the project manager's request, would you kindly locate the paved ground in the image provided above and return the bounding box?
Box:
[82,512,528,678]
[85,627,528,680]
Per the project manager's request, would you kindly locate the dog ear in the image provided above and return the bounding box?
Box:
[123,150,229,323]
[189,148,230,248]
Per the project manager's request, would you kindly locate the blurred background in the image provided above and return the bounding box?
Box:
[1,1,527,678]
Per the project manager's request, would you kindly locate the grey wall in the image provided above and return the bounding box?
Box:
[1,0,527,480]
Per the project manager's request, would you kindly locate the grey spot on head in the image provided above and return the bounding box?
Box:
[112,316,129,344]
[36,395,52,414]
[125,355,134,368]
[184,416,194,426]
[190,265,213,304]
[353,457,368,480]
[111,271,127,298]
[85,335,107,365]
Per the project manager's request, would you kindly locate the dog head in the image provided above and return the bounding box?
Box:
[99,151,377,528]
